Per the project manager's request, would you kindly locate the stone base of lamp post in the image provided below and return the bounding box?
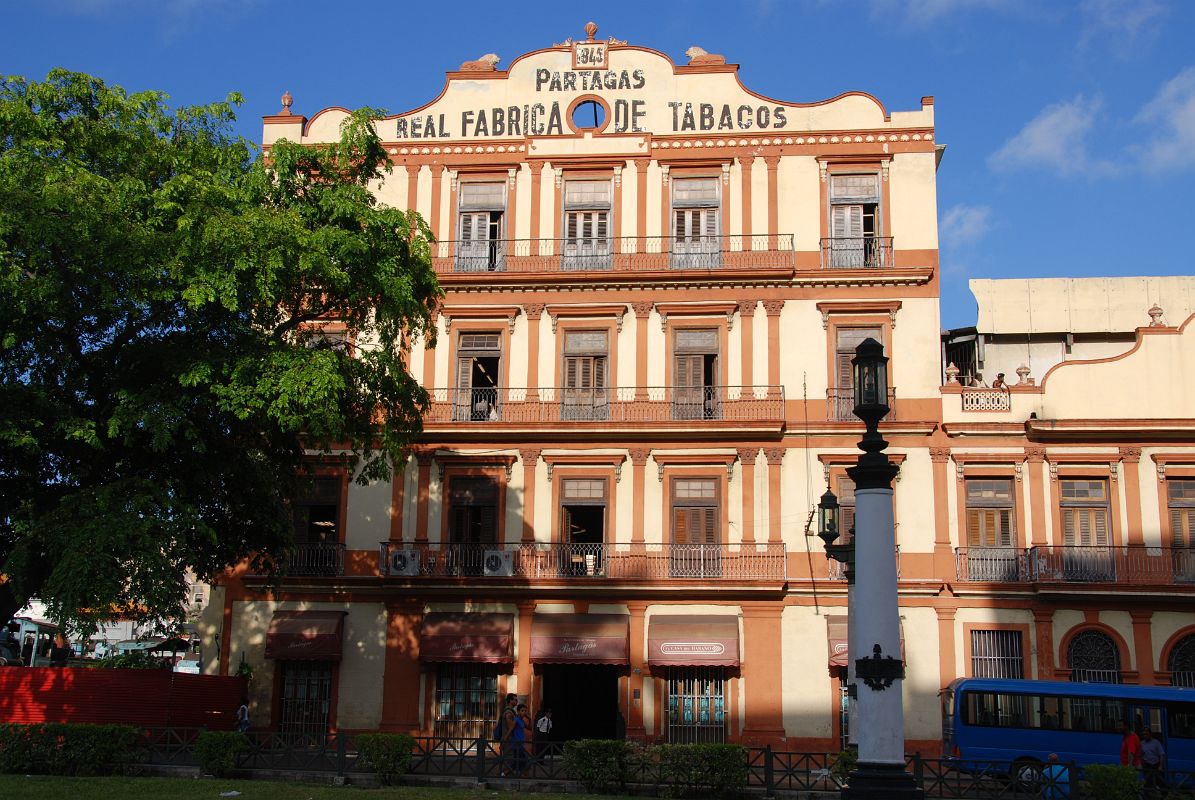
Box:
[842,762,925,800]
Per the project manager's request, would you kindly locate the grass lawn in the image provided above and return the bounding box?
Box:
[0,776,610,800]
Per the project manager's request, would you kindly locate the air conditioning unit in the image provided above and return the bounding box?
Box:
[388,547,421,577]
[483,549,514,577]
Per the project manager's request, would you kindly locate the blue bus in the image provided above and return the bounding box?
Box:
[943,678,1195,779]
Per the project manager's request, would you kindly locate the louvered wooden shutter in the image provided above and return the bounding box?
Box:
[998,509,1013,547]
[476,505,497,544]
[832,205,863,238]
[967,509,984,547]
[593,356,606,389]
[566,212,579,241]
[451,506,470,543]
[1174,508,1195,549]
[674,507,691,544]
[1093,509,1108,546]
[564,356,579,389]
[699,507,717,544]
[676,354,703,387]
[836,353,853,390]
[456,357,473,391]
[561,506,573,543]
[701,207,718,238]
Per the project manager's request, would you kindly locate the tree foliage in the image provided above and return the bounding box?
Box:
[0,70,440,631]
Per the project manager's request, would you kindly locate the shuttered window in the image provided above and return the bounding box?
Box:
[1060,480,1110,546]
[835,327,882,389]
[1169,479,1195,548]
[966,479,1015,547]
[562,180,611,268]
[672,478,718,545]
[562,330,608,419]
[828,173,880,267]
[837,476,856,545]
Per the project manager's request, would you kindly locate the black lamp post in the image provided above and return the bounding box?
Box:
[840,338,923,800]
[818,488,853,581]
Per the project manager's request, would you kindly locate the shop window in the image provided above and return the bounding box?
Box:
[1169,479,1195,581]
[672,328,719,420]
[562,330,609,420]
[1067,629,1122,684]
[671,177,720,268]
[563,180,612,270]
[970,630,1024,679]
[559,478,607,576]
[965,479,1021,581]
[279,661,333,742]
[454,332,502,422]
[433,663,500,740]
[670,477,721,577]
[827,173,884,268]
[666,666,726,743]
[457,182,505,272]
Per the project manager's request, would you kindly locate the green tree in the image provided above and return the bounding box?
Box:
[0,70,440,631]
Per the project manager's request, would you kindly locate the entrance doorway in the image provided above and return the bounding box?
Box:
[540,664,620,741]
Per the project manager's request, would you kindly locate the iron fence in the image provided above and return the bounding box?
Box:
[821,236,894,269]
[827,387,897,421]
[282,543,345,577]
[955,546,1195,585]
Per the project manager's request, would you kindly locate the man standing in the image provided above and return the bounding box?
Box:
[1120,721,1142,769]
[1140,728,1166,796]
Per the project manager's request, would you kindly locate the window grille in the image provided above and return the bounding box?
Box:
[666,667,726,743]
[1169,634,1195,688]
[279,661,333,742]
[970,630,1024,679]
[433,663,499,740]
[1067,629,1122,684]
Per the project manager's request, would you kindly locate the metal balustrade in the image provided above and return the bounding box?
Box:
[960,388,1012,412]
[380,541,787,581]
[282,542,345,577]
[820,236,894,269]
[425,385,784,425]
[955,546,1195,585]
[826,388,897,421]
[432,234,796,274]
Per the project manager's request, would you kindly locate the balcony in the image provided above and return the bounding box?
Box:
[826,388,897,421]
[954,546,1195,585]
[432,235,795,275]
[959,388,1012,412]
[820,236,894,269]
[281,542,345,577]
[380,541,787,582]
[425,385,784,426]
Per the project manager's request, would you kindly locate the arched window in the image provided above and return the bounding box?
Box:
[1067,630,1121,684]
[1168,634,1195,688]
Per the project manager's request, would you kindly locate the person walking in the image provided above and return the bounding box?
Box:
[496,693,517,776]
[1141,728,1166,796]
[1120,721,1143,768]
[534,706,554,762]
[512,702,531,776]
[235,696,250,733]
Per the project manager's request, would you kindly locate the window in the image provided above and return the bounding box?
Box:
[671,177,720,268]
[827,173,885,268]
[559,478,607,576]
[455,332,502,422]
[671,477,721,577]
[970,630,1024,679]
[1169,634,1195,688]
[1169,479,1195,581]
[666,667,726,743]
[965,479,1021,581]
[960,691,1120,732]
[434,663,499,740]
[837,476,856,544]
[1060,479,1114,580]
[831,327,882,420]
[290,475,342,576]
[673,328,719,420]
[448,476,499,575]
[279,661,333,741]
[563,179,612,270]
[562,330,609,420]
[1067,629,1122,684]
[457,182,505,272]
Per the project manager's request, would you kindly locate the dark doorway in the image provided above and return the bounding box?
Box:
[540,664,620,741]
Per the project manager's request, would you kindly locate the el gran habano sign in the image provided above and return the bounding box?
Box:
[381,45,826,142]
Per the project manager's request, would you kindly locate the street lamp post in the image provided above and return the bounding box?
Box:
[838,338,922,800]
[818,488,858,749]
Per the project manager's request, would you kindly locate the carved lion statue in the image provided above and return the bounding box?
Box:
[685,46,726,66]
[459,53,501,72]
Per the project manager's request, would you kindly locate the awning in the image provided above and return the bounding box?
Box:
[265,611,345,661]
[530,613,628,664]
[420,612,514,663]
[826,614,904,668]
[647,615,740,667]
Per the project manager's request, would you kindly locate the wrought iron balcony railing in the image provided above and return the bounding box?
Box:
[282,542,345,577]
[954,546,1195,585]
[820,236,894,269]
[432,234,795,274]
[425,385,784,425]
[826,388,897,422]
[380,541,787,581]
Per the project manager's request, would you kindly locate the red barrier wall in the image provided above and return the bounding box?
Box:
[0,668,247,730]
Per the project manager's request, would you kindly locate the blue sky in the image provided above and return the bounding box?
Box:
[5,0,1194,329]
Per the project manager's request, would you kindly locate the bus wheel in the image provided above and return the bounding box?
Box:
[1010,758,1042,791]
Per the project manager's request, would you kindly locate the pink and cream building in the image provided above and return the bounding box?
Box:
[202,25,1195,753]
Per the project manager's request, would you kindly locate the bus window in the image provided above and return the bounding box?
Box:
[1038,695,1064,729]
[1169,702,1195,738]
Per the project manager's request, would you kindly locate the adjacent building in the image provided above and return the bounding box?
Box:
[201,25,1195,753]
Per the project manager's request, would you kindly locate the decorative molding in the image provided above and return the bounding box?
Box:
[880,162,890,181]
[434,453,519,482]
[661,164,670,184]
[763,155,781,170]
[545,303,628,334]
[613,165,623,187]
[441,305,521,334]
[631,301,654,319]
[763,447,785,466]
[449,169,459,191]
[652,453,738,482]
[721,163,731,185]
[929,448,952,464]
[1025,448,1047,463]
[554,167,563,188]
[949,452,1028,481]
[654,301,739,334]
[628,448,652,467]
[815,300,902,330]
[736,299,758,318]
[508,167,518,188]
[736,447,760,465]
[1119,447,1142,464]
[541,453,626,483]
[1149,453,1195,477]
[819,163,828,183]
[519,449,541,468]
[818,452,906,482]
[524,303,545,321]
[762,299,785,317]
[1043,452,1123,482]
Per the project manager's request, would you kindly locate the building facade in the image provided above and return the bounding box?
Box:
[202,25,1195,753]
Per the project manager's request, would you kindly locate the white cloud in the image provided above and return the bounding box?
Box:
[1078,0,1168,60]
[940,204,993,249]
[1134,66,1195,172]
[988,95,1116,177]
[870,0,1017,25]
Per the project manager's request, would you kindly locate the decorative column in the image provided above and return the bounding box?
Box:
[764,448,784,543]
[380,599,424,732]
[634,158,650,248]
[740,603,786,745]
[762,300,784,388]
[1025,448,1048,546]
[629,448,651,545]
[421,309,439,392]
[528,161,545,241]
[764,155,780,252]
[1032,608,1055,679]
[1120,447,1144,545]
[389,451,409,542]
[525,303,545,400]
[1130,610,1156,685]
[930,448,953,576]
[934,607,957,694]
[632,302,653,398]
[737,448,760,545]
[413,448,434,544]
[428,164,444,241]
[740,156,754,248]
[405,163,421,213]
[626,601,649,740]
[515,601,535,701]
[737,299,757,387]
[519,449,541,544]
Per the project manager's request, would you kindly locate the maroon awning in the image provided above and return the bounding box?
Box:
[420,612,514,663]
[826,615,904,668]
[647,615,740,667]
[265,611,344,661]
[530,613,628,664]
